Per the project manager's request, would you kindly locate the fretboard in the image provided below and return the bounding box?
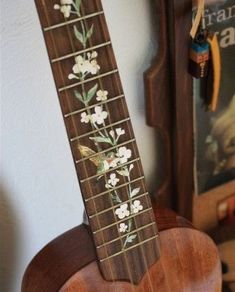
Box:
[35,0,160,284]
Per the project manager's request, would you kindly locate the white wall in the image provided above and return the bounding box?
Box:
[0,1,158,291]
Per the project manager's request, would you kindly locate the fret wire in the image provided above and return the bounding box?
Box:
[70,117,130,142]
[84,176,145,202]
[76,138,136,164]
[58,69,118,92]
[51,41,111,63]
[89,192,149,219]
[93,207,153,234]
[96,222,156,249]
[64,94,125,118]
[99,234,159,262]
[80,158,140,183]
[44,11,104,31]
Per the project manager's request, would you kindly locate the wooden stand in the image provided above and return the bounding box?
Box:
[145,0,194,219]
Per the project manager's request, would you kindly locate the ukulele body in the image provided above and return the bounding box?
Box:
[22,204,221,292]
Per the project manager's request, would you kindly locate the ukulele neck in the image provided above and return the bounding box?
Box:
[35,0,160,283]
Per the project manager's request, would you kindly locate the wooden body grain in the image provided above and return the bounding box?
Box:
[22,205,222,292]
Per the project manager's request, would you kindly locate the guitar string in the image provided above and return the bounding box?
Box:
[78,2,137,286]
[42,2,115,281]
[85,1,156,289]
[92,1,157,290]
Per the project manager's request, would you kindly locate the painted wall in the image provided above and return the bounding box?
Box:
[0,1,158,291]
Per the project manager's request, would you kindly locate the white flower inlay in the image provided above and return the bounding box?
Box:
[108,128,125,145]
[80,112,90,124]
[116,128,125,136]
[87,51,98,59]
[131,200,143,214]
[115,203,130,219]
[91,106,108,125]
[129,164,134,172]
[119,223,128,233]
[68,73,78,80]
[117,146,132,164]
[107,173,119,187]
[103,160,110,172]
[69,52,100,80]
[54,0,73,18]
[90,59,100,75]
[96,90,108,101]
[73,55,90,75]
[109,130,115,139]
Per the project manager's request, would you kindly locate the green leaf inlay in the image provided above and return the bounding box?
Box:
[74,25,85,46]
[86,83,98,103]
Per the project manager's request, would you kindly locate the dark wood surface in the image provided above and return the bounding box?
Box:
[145,0,194,220]
[170,0,194,221]
[22,205,222,292]
[144,0,174,209]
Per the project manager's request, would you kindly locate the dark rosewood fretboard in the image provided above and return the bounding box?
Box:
[35,0,160,284]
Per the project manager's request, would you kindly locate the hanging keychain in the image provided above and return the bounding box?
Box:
[188,0,221,111]
[189,27,210,79]
[189,0,210,79]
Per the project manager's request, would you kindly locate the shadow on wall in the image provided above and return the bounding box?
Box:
[0,184,20,292]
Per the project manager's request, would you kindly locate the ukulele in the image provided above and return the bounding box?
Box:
[22,0,221,291]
